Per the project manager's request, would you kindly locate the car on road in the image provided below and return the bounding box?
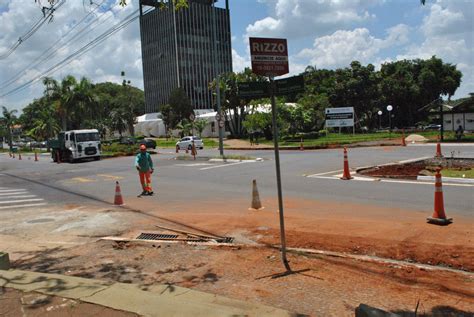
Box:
[423,124,441,131]
[176,136,204,151]
[119,137,135,145]
[140,138,156,149]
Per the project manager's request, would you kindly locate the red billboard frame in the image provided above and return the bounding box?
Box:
[249,37,289,77]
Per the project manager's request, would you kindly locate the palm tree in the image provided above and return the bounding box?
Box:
[27,104,60,152]
[43,75,77,130]
[70,77,95,128]
[1,106,18,151]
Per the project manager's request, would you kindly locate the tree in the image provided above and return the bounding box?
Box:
[168,88,193,129]
[26,103,60,152]
[175,119,192,138]
[194,119,207,138]
[210,68,268,137]
[0,107,18,151]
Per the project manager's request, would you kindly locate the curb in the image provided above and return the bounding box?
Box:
[417,175,474,184]
[0,269,296,317]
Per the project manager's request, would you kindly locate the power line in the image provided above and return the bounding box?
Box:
[0,0,114,90]
[1,9,142,98]
[0,0,65,60]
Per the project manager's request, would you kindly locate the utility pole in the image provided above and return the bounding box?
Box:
[212,1,224,156]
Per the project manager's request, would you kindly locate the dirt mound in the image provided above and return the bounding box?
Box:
[405,134,428,142]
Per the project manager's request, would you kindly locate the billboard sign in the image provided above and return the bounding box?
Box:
[249,37,289,77]
[325,107,354,128]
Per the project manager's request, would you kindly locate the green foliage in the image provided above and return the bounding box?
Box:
[168,88,193,129]
[194,119,208,138]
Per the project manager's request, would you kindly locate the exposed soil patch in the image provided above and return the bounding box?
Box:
[359,158,474,179]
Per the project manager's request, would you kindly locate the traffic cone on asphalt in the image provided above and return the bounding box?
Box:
[435,136,443,158]
[401,129,407,147]
[300,138,304,151]
[185,147,189,154]
[18,152,22,160]
[427,168,452,225]
[249,179,264,210]
[114,181,124,206]
[34,151,38,161]
[341,147,353,180]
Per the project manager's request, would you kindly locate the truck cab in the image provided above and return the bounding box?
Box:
[51,129,101,163]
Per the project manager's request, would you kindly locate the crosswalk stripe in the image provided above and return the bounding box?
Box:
[0,189,26,193]
[0,191,28,196]
[0,198,44,204]
[0,195,37,199]
[0,203,48,210]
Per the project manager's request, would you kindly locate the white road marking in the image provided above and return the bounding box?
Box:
[0,195,37,199]
[0,198,44,204]
[175,163,214,167]
[0,191,28,196]
[0,203,47,210]
[200,161,250,170]
[307,173,474,187]
[306,169,343,177]
[0,189,26,193]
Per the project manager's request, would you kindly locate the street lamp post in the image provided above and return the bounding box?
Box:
[377,110,382,130]
[387,105,393,138]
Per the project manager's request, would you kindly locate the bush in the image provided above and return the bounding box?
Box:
[102,143,139,156]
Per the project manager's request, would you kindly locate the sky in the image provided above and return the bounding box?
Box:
[0,0,473,113]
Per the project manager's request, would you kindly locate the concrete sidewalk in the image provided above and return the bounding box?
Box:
[0,269,296,317]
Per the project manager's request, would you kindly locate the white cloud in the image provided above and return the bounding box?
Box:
[0,0,143,112]
[245,0,379,39]
[232,49,250,72]
[296,27,395,69]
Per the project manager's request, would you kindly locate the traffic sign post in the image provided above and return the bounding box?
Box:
[249,37,291,273]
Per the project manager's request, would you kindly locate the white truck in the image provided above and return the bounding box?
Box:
[50,129,101,163]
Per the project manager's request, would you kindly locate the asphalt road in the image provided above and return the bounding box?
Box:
[1,143,473,217]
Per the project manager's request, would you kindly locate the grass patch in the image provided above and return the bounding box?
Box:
[441,168,474,179]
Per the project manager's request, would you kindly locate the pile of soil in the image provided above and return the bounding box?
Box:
[359,158,474,179]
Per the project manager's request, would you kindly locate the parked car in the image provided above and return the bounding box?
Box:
[176,136,204,151]
[119,137,135,145]
[140,138,156,149]
[423,124,441,131]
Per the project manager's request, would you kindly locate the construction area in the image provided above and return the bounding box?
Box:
[1,140,473,316]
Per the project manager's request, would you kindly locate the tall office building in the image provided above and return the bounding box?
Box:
[139,0,232,112]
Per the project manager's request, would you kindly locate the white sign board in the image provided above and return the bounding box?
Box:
[325,107,354,128]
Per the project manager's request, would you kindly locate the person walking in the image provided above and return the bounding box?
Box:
[135,144,154,196]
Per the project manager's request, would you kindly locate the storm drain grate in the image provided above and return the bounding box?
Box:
[136,233,179,240]
[216,237,234,243]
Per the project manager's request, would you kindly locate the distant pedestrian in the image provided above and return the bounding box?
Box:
[456,125,464,141]
[135,144,154,196]
[249,132,254,146]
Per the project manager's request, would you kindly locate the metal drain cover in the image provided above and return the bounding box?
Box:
[136,233,179,240]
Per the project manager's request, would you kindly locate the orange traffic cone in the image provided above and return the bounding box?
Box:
[34,151,38,161]
[114,181,124,206]
[300,138,304,151]
[18,152,22,160]
[185,147,189,154]
[341,147,353,180]
[435,136,443,158]
[401,129,407,147]
[249,179,264,210]
[427,168,452,225]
